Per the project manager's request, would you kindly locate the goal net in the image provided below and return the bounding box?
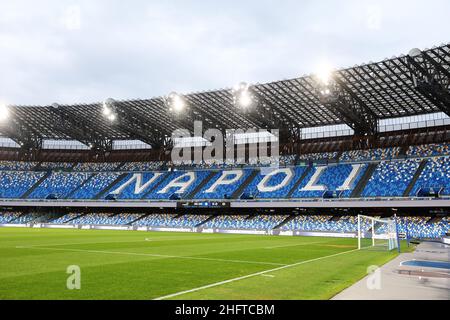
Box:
[357,215,399,251]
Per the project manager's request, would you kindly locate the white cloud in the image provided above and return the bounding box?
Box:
[61,5,82,31]
[0,0,448,105]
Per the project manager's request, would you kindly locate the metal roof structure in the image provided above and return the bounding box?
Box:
[1,43,449,150]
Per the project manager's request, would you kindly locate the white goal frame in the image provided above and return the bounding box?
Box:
[357,215,399,251]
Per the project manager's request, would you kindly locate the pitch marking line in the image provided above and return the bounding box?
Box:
[17,246,286,267]
[153,248,359,300]
[24,235,251,248]
[264,240,329,249]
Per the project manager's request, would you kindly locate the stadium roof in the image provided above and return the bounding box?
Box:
[1,43,449,149]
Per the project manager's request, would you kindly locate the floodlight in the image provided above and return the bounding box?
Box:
[102,98,117,121]
[0,103,9,121]
[167,92,186,114]
[107,113,116,122]
[102,105,112,116]
[232,82,256,110]
[316,63,333,85]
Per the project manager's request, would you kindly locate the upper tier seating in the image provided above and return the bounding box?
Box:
[193,169,254,199]
[120,162,164,171]
[340,147,400,162]
[362,159,420,197]
[290,164,367,198]
[0,161,37,171]
[111,172,167,200]
[70,172,124,199]
[407,143,450,157]
[243,167,307,199]
[279,154,296,166]
[410,156,450,196]
[0,171,46,198]
[145,171,211,200]
[72,162,122,172]
[0,144,449,201]
[297,152,338,161]
[38,162,74,170]
[28,172,90,199]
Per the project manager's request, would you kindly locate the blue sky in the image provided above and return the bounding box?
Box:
[0,0,449,105]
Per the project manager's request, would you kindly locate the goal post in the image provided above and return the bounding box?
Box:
[357,215,399,251]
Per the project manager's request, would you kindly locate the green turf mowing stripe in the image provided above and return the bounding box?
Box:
[263,240,330,249]
[153,248,359,300]
[18,245,288,266]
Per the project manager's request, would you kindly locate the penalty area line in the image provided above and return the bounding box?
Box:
[153,248,359,300]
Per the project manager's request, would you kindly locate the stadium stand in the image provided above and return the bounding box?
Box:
[132,214,178,227]
[406,143,450,157]
[70,172,124,199]
[340,147,400,162]
[51,212,83,224]
[201,214,289,230]
[297,152,338,161]
[0,210,447,239]
[11,212,42,224]
[0,161,37,171]
[37,162,74,170]
[410,156,450,196]
[192,170,255,200]
[290,164,367,198]
[148,214,210,228]
[0,151,449,201]
[70,213,114,225]
[362,159,421,197]
[28,172,91,199]
[396,216,449,239]
[0,211,22,224]
[72,162,122,172]
[243,167,307,199]
[0,171,46,198]
[120,161,164,171]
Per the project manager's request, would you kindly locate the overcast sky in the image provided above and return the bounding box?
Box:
[0,0,449,106]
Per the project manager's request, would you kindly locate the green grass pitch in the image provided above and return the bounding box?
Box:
[0,227,403,300]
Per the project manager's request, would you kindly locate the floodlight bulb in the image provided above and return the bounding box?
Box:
[239,91,252,108]
[0,103,9,121]
[103,105,111,116]
[172,95,185,113]
[108,113,116,122]
[316,63,334,85]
